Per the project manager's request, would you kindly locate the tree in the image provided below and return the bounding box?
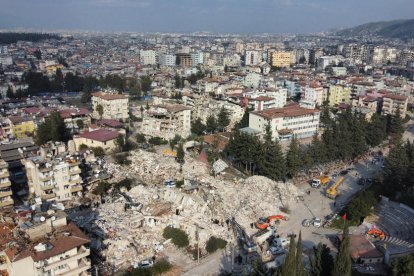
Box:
[235,107,251,129]
[206,236,227,253]
[6,86,14,98]
[34,49,42,59]
[140,76,152,93]
[296,232,306,276]
[174,73,182,89]
[162,226,189,248]
[136,133,146,144]
[92,181,111,196]
[286,137,303,178]
[258,139,286,181]
[309,243,334,276]
[281,235,296,276]
[140,105,145,119]
[36,111,69,145]
[347,191,378,224]
[96,104,104,120]
[92,147,105,157]
[115,135,125,151]
[76,119,84,130]
[217,106,230,132]
[206,115,218,134]
[391,255,414,276]
[176,143,185,164]
[332,223,351,276]
[191,118,206,136]
[145,101,150,110]
[387,109,404,143]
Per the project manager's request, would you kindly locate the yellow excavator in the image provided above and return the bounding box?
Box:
[326,176,345,199]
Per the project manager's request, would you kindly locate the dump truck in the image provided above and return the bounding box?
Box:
[311,176,331,188]
[252,228,275,244]
[325,177,345,199]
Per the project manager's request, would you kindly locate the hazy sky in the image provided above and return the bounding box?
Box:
[1,0,413,34]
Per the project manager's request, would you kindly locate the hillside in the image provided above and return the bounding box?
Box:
[337,19,414,39]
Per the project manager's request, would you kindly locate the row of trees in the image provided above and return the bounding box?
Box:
[0,32,60,44]
[226,109,404,181]
[190,107,231,135]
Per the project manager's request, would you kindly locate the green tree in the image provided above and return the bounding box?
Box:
[34,49,42,59]
[140,76,152,93]
[217,106,230,132]
[96,104,104,120]
[382,143,410,196]
[136,133,146,144]
[162,226,189,248]
[296,232,306,276]
[206,236,227,253]
[76,119,84,130]
[258,139,286,181]
[174,73,182,89]
[286,137,303,178]
[115,135,125,151]
[332,223,351,276]
[281,235,296,276]
[6,86,14,98]
[146,101,150,110]
[347,191,378,224]
[176,143,185,164]
[36,111,69,145]
[235,107,251,129]
[191,118,206,136]
[387,109,404,143]
[391,255,414,276]
[309,243,334,276]
[92,181,111,196]
[206,115,218,134]
[92,147,105,157]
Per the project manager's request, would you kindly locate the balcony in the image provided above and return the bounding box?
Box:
[39,174,54,181]
[44,247,90,272]
[0,190,12,197]
[0,199,14,207]
[0,170,9,178]
[41,193,56,200]
[0,181,11,189]
[69,177,81,185]
[70,185,83,193]
[41,184,55,191]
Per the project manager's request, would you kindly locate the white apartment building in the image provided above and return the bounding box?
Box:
[141,105,192,139]
[91,91,129,120]
[191,52,204,66]
[249,105,320,140]
[243,88,287,111]
[245,50,261,66]
[139,49,158,65]
[303,84,325,106]
[159,54,176,66]
[244,73,262,88]
[372,46,397,65]
[24,155,83,202]
[382,94,408,118]
[0,159,13,208]
[317,55,344,70]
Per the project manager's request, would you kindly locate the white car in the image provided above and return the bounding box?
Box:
[139,260,154,269]
[313,218,322,227]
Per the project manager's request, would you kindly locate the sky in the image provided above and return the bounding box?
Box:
[0,0,413,34]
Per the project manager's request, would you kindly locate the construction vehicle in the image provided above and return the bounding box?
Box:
[367,229,385,239]
[326,177,345,199]
[311,176,331,188]
[255,215,289,230]
[229,218,257,253]
[252,227,275,244]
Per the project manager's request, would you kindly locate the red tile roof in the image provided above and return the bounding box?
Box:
[97,119,123,128]
[92,92,127,101]
[79,129,120,142]
[251,106,320,120]
[59,108,90,119]
[255,96,274,102]
[383,94,408,101]
[23,107,41,114]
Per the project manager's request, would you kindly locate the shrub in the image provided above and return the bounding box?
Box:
[93,181,112,196]
[148,137,167,145]
[114,153,131,166]
[136,133,147,144]
[115,178,133,191]
[129,259,172,276]
[92,147,105,157]
[176,180,184,188]
[163,226,189,248]
[79,144,88,150]
[206,236,227,253]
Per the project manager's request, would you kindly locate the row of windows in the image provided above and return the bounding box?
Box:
[282,119,316,126]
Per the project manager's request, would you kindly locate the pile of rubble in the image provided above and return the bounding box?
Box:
[73,149,300,270]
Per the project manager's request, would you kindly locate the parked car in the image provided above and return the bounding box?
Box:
[139,260,154,269]
[302,219,312,227]
[313,218,322,227]
[269,246,285,255]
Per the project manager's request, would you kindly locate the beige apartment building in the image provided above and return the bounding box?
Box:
[326,85,352,106]
[24,155,82,202]
[0,159,13,208]
[91,91,129,121]
[271,51,292,68]
[381,94,408,118]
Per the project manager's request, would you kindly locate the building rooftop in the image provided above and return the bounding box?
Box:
[339,234,383,261]
[251,105,320,120]
[79,129,120,142]
[383,93,408,101]
[92,92,127,101]
[59,108,90,119]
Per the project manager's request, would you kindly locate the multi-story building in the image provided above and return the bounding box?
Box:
[342,44,372,64]
[191,52,204,66]
[91,91,129,120]
[59,108,91,133]
[176,53,192,67]
[372,46,397,65]
[326,85,352,106]
[8,116,36,138]
[243,88,287,110]
[303,83,325,106]
[245,50,261,66]
[0,159,13,208]
[141,105,192,139]
[309,48,323,65]
[381,94,408,118]
[244,73,262,88]
[249,105,320,140]
[24,154,83,202]
[317,55,343,70]
[159,54,176,67]
[271,51,291,68]
[140,49,158,65]
[73,129,120,152]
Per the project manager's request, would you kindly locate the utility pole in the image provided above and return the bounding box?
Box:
[195,224,200,264]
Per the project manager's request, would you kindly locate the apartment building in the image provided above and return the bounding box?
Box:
[73,129,120,152]
[0,159,13,208]
[326,85,352,106]
[372,46,397,65]
[243,88,287,110]
[381,94,408,118]
[317,55,343,70]
[141,105,192,139]
[11,220,91,276]
[191,52,204,66]
[176,53,192,67]
[245,50,261,66]
[8,116,36,138]
[24,154,83,202]
[303,83,325,106]
[249,105,320,140]
[159,54,176,66]
[59,108,91,133]
[91,91,129,120]
[271,51,292,68]
[139,49,158,65]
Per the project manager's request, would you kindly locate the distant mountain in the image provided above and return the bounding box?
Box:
[336,19,414,39]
